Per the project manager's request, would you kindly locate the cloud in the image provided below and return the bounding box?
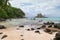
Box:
[9,0,60,17]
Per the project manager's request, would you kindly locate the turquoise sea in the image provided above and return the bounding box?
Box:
[7,18,60,26]
[36,18,60,21]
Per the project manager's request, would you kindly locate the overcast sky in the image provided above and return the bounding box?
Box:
[9,0,60,17]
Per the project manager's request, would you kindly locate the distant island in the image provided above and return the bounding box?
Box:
[35,13,47,18]
[0,0,25,21]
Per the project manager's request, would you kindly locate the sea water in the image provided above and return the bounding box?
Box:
[36,18,60,21]
[7,18,60,26]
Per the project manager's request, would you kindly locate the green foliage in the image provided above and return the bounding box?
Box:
[6,6,25,18]
[0,0,25,20]
[0,0,4,6]
[0,8,8,18]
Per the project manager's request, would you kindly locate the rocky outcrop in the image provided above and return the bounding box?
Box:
[54,32,60,40]
[44,22,54,25]
[44,28,52,34]
[35,13,47,18]
[54,23,60,29]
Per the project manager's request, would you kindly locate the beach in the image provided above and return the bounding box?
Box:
[0,0,60,40]
[0,21,57,40]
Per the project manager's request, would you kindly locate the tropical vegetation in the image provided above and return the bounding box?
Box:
[0,0,25,21]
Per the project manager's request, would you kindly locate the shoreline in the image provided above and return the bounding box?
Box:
[0,20,60,40]
[0,22,56,40]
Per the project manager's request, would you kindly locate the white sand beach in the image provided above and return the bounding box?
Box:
[0,22,56,40]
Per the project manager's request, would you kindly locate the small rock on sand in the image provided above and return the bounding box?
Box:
[19,25,24,27]
[1,35,7,39]
[20,35,23,36]
[37,28,41,30]
[35,30,40,34]
[21,39,24,40]
[26,29,30,31]
[0,25,6,29]
[0,32,3,34]
[31,28,35,30]
[16,28,20,30]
